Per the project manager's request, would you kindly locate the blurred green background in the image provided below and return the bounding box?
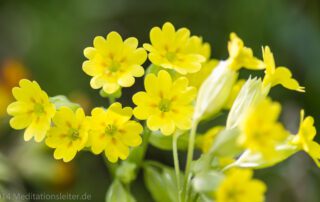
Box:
[0,0,320,201]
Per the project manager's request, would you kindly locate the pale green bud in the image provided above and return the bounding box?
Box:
[194,61,238,122]
[226,77,267,129]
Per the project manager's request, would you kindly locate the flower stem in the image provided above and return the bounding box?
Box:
[173,133,182,202]
[108,97,115,105]
[182,121,198,202]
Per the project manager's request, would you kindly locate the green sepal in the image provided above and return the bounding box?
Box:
[49,95,80,111]
[148,131,189,151]
[192,170,224,193]
[99,88,122,99]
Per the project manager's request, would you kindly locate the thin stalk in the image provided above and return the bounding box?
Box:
[173,133,182,202]
[108,97,115,105]
[182,121,198,202]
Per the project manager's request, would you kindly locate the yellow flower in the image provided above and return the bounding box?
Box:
[196,126,224,153]
[185,59,219,89]
[292,110,320,167]
[89,103,143,163]
[83,32,147,94]
[239,98,289,158]
[133,70,197,135]
[216,168,266,202]
[45,107,89,162]
[262,46,304,92]
[186,35,211,60]
[7,79,56,142]
[227,33,265,70]
[143,22,206,75]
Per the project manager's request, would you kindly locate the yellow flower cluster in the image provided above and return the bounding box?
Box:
[7,80,142,162]
[6,22,319,202]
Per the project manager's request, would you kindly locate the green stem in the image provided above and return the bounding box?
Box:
[108,97,115,105]
[173,133,182,202]
[182,121,198,202]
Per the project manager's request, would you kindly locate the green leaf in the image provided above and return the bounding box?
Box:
[105,179,136,202]
[143,161,182,202]
[149,131,188,151]
[49,95,80,110]
[192,170,224,193]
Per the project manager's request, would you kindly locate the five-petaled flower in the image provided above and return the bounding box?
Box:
[7,79,56,142]
[89,103,143,163]
[83,31,147,94]
[45,107,89,162]
[133,70,197,135]
[143,22,206,75]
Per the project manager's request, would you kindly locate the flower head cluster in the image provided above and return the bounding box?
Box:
[133,70,196,135]
[89,103,143,162]
[6,22,319,202]
[143,22,206,75]
[83,32,147,94]
[7,79,56,142]
[216,168,266,202]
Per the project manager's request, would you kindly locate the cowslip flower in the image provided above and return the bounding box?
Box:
[89,103,143,163]
[239,98,289,158]
[45,107,89,162]
[133,70,197,135]
[262,46,304,92]
[7,79,56,142]
[83,32,147,94]
[215,168,266,202]
[143,22,206,75]
[291,111,320,167]
[185,35,211,60]
[227,33,265,70]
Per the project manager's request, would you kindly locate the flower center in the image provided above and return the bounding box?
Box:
[69,128,80,140]
[105,124,117,135]
[33,103,45,115]
[165,52,176,62]
[108,61,121,73]
[159,99,171,112]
